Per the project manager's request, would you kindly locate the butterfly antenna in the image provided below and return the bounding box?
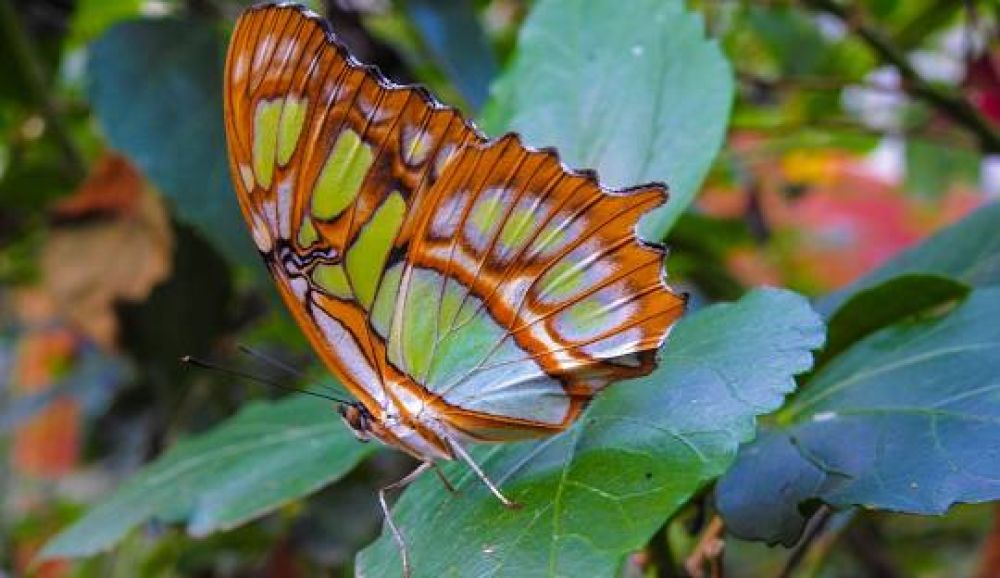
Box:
[180,355,352,405]
[236,344,345,397]
[236,344,305,378]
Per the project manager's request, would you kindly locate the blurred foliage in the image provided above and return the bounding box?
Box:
[1,0,998,577]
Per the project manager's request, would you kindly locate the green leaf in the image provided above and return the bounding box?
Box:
[789,287,1000,509]
[719,287,1000,545]
[356,289,824,577]
[480,0,733,241]
[820,202,1000,315]
[405,0,497,111]
[41,396,376,559]
[818,273,970,366]
[87,18,255,264]
[720,203,1000,545]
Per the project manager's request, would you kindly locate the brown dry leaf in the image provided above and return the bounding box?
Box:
[22,153,173,349]
[52,153,142,217]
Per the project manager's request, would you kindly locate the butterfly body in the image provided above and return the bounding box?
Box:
[224,3,685,572]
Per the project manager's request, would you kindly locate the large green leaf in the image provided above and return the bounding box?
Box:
[720,203,1000,545]
[88,18,254,264]
[356,289,824,577]
[719,287,1000,545]
[41,396,375,559]
[480,0,733,241]
[789,287,1000,510]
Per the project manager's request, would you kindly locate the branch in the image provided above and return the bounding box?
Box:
[802,0,1000,153]
[0,0,87,181]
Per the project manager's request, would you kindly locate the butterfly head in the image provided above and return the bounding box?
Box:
[338,402,375,443]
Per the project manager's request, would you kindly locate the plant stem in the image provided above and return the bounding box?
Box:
[0,0,87,181]
[802,0,1000,153]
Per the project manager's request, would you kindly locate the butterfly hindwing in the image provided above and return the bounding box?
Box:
[391,136,686,440]
[224,4,685,441]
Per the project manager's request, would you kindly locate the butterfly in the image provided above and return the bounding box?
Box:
[224,3,686,574]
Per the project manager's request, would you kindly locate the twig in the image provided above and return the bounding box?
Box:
[684,516,726,578]
[0,0,87,180]
[802,0,1000,153]
[777,506,834,578]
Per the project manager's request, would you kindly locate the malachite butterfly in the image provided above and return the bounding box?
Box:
[224,3,686,574]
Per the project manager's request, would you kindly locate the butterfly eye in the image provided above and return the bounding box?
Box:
[339,404,372,442]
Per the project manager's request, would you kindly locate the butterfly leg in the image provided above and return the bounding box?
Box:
[379,461,432,578]
[447,438,522,510]
[431,462,458,494]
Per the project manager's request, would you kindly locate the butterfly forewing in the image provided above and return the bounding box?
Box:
[224,4,685,447]
[225,5,479,415]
